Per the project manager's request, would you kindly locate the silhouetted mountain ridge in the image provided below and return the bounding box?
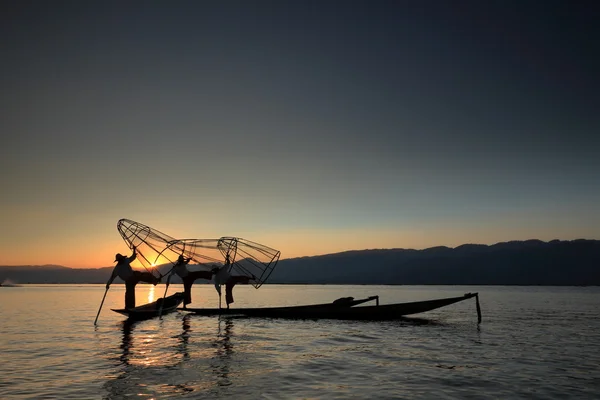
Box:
[1,239,599,285]
[269,239,600,285]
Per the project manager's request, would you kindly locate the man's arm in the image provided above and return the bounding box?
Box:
[128,247,137,262]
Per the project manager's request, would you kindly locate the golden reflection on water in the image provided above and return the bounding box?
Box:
[119,323,166,368]
[106,285,456,398]
[108,315,240,398]
[147,285,155,304]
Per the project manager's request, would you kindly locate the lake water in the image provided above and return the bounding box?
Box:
[1,284,599,399]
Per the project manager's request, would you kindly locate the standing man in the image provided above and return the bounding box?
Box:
[170,254,213,309]
[211,254,254,309]
[107,246,161,309]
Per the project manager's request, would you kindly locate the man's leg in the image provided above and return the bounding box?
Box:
[125,281,137,309]
[135,271,160,285]
[182,271,212,308]
[188,270,213,281]
[217,285,222,309]
[224,282,233,308]
[236,276,251,285]
[182,278,193,308]
[224,276,251,307]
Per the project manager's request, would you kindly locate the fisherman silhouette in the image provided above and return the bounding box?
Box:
[106,246,161,309]
[169,254,213,309]
[211,254,255,309]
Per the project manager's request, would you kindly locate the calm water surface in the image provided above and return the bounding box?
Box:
[1,285,599,399]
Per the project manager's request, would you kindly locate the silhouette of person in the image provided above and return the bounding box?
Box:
[107,246,161,309]
[211,254,254,309]
[170,254,213,309]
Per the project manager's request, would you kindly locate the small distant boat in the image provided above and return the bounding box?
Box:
[112,292,185,321]
[0,281,20,287]
[181,293,481,322]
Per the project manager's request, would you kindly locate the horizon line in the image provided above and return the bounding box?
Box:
[1,237,596,269]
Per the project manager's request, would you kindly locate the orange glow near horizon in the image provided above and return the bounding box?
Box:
[1,223,598,268]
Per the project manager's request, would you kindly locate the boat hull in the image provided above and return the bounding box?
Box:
[112,292,185,321]
[181,295,379,316]
[181,293,479,321]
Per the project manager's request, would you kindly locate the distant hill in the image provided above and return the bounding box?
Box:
[1,239,599,285]
[268,239,600,285]
[0,264,211,285]
[0,265,113,284]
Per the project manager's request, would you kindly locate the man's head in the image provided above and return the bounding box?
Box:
[114,253,125,262]
[178,255,185,262]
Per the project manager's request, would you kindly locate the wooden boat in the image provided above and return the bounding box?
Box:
[112,292,185,321]
[181,295,379,316]
[181,293,481,322]
[0,282,21,287]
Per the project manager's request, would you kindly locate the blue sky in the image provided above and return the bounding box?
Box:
[1,1,599,267]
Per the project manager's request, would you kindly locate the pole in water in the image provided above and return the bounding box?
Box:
[94,287,109,325]
[158,275,171,319]
[475,294,482,324]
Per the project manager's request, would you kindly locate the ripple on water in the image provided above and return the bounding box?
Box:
[1,285,600,399]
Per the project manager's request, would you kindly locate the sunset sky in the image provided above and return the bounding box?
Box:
[1,1,599,268]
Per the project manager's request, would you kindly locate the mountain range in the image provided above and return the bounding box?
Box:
[1,239,599,285]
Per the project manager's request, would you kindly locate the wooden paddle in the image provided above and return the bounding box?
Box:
[157,274,172,319]
[94,286,109,325]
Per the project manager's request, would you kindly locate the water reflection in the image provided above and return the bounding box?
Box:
[119,320,134,366]
[176,314,192,361]
[103,316,238,398]
[103,320,153,399]
[211,317,234,386]
[104,319,192,399]
[147,285,155,304]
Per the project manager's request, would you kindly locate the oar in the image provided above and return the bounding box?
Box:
[94,286,109,325]
[157,274,172,319]
[475,293,482,324]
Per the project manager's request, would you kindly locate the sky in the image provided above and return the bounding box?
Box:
[1,0,599,268]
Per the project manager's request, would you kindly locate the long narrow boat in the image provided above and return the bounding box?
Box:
[181,293,481,322]
[181,295,380,316]
[112,292,185,321]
